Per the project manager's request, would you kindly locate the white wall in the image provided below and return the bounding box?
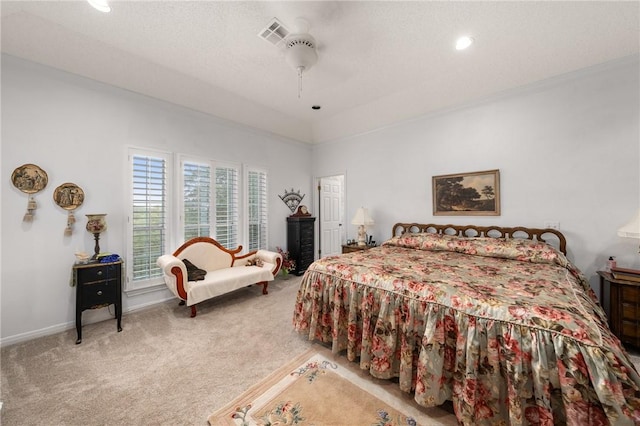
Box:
[313,56,640,298]
[2,54,638,346]
[1,55,313,345]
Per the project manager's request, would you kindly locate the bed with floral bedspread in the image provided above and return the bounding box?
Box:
[292,226,640,425]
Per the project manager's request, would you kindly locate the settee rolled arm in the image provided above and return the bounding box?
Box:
[156,255,188,301]
[256,250,282,276]
[235,249,282,277]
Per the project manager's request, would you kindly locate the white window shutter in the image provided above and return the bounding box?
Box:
[131,154,167,282]
[215,165,239,248]
[247,168,268,251]
[183,161,211,240]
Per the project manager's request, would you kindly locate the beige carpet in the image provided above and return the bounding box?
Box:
[3,273,639,425]
[1,276,316,425]
[208,347,456,425]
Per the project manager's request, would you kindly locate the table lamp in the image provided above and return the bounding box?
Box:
[617,209,640,272]
[351,207,374,246]
[86,214,107,260]
[618,209,640,247]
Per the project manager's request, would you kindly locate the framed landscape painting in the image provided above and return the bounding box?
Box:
[433,169,500,216]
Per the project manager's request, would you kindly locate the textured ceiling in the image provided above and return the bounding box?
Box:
[2,1,639,143]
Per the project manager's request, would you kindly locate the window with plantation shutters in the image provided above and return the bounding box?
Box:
[215,165,239,248]
[126,148,266,294]
[181,159,239,248]
[129,152,170,288]
[247,168,268,251]
[183,162,211,240]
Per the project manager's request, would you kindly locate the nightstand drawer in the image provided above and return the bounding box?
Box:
[622,304,640,320]
[82,281,117,308]
[342,244,375,254]
[76,264,119,283]
[621,320,640,345]
[621,285,640,303]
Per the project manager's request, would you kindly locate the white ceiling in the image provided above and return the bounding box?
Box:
[2,1,639,144]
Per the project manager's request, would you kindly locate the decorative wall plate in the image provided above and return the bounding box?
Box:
[54,182,85,210]
[11,163,48,194]
[279,188,305,213]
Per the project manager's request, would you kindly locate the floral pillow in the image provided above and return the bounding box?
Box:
[383,232,566,266]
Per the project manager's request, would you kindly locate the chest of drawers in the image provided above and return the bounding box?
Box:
[73,260,123,344]
[287,216,316,275]
[598,270,640,348]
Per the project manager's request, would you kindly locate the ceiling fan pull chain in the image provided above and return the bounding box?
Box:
[297,66,303,98]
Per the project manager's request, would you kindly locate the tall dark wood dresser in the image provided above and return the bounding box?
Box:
[287,216,316,276]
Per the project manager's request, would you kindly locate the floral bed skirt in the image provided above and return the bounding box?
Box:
[292,235,640,425]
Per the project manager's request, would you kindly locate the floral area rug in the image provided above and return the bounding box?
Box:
[208,348,456,426]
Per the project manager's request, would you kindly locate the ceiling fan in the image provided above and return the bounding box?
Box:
[258,17,319,98]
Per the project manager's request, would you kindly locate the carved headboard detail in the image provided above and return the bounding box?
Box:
[391,223,567,255]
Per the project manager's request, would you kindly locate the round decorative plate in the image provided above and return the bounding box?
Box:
[11,163,48,194]
[53,182,85,210]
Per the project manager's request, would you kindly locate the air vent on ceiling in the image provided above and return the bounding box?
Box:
[258,18,290,47]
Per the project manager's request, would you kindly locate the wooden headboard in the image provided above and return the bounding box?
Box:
[391,223,567,255]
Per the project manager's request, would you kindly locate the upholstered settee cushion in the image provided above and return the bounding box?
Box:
[186,265,274,306]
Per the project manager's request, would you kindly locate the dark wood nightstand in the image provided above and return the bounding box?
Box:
[73,260,123,344]
[598,270,640,348]
[342,244,375,254]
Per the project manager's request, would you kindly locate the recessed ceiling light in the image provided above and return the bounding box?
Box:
[455,36,474,51]
[312,105,321,110]
[87,0,111,13]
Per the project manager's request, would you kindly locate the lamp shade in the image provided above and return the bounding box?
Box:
[351,207,374,226]
[618,209,640,239]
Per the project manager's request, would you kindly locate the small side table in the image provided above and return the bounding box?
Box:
[598,270,640,348]
[73,260,123,344]
[342,244,375,254]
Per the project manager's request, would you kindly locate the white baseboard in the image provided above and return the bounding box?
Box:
[0,296,175,347]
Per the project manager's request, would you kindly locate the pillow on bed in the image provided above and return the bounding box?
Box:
[384,232,566,266]
[182,258,207,281]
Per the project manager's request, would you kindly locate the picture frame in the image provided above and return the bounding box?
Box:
[432,169,500,216]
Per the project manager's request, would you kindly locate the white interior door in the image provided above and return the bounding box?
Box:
[319,175,344,257]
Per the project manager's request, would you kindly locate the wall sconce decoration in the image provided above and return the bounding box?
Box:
[351,207,374,246]
[279,188,305,213]
[86,214,107,259]
[11,163,48,222]
[54,182,85,236]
